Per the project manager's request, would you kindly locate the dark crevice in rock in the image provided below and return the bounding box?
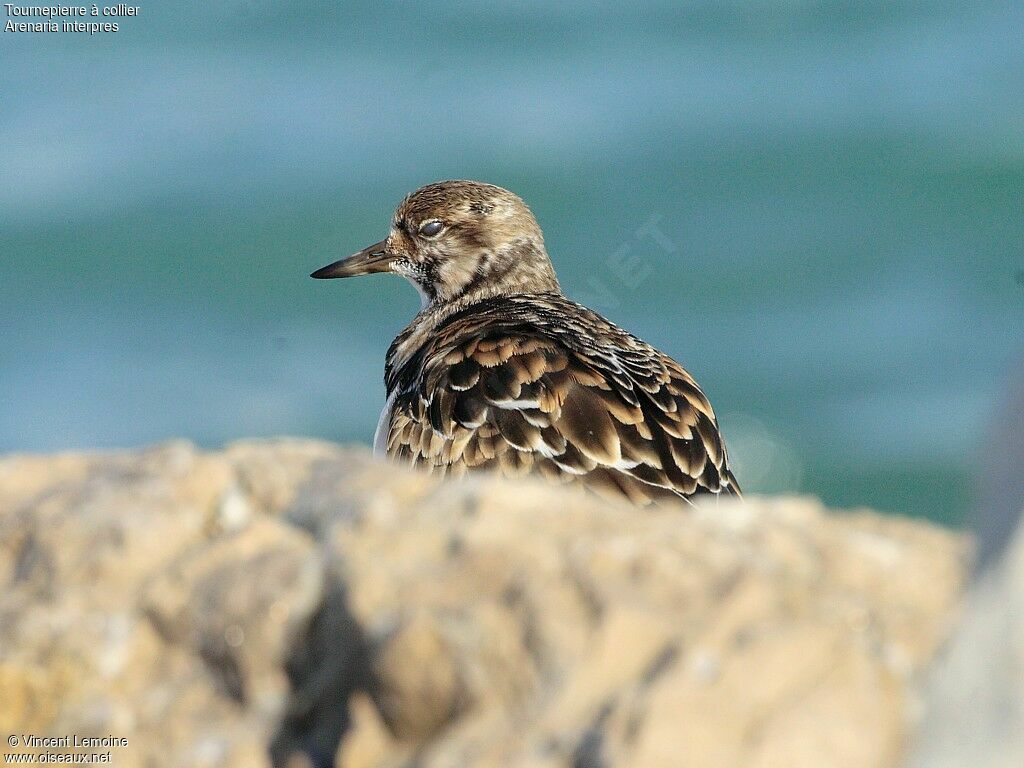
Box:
[572,701,614,768]
[566,563,605,626]
[13,529,54,594]
[198,640,248,705]
[269,583,369,768]
[620,642,682,745]
[640,643,679,688]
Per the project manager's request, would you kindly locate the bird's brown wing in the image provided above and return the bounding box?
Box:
[384,319,740,506]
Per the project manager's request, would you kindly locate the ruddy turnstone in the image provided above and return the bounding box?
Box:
[312,181,740,505]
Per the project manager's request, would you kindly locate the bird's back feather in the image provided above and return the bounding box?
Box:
[383,293,740,506]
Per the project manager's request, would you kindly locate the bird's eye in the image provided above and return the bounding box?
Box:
[419,220,444,237]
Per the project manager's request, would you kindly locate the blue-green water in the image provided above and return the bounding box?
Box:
[3,2,1022,525]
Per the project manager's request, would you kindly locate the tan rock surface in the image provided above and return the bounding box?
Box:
[0,440,967,768]
[905,516,1024,768]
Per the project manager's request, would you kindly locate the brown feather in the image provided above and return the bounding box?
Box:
[557,385,622,465]
[448,359,480,391]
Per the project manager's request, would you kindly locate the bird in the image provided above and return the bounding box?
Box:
[311,180,740,506]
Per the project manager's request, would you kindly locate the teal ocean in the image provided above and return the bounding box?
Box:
[3,2,1022,525]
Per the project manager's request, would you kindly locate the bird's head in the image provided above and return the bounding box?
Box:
[311,180,560,307]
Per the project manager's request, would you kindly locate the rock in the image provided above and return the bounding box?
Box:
[903,519,1024,768]
[0,440,967,768]
[329,483,964,768]
[903,363,1024,768]
[142,517,323,719]
[971,360,1024,570]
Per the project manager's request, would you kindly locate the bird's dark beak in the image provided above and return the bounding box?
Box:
[310,240,394,279]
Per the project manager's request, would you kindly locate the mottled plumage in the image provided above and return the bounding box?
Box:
[312,180,740,505]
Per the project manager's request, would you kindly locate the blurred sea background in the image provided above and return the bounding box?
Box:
[2,1,1021,525]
